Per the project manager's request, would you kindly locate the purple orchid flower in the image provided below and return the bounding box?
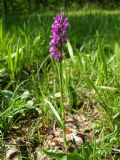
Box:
[50,13,69,62]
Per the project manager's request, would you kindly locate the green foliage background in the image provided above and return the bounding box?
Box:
[1,0,120,16]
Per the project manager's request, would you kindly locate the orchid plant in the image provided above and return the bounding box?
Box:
[50,13,69,146]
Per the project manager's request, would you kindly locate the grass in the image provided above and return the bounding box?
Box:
[0,9,120,159]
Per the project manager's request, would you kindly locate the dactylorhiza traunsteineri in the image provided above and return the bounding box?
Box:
[50,13,69,62]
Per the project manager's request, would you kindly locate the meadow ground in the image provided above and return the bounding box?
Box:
[0,10,120,159]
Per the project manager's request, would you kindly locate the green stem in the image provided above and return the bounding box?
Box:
[59,63,64,120]
[58,62,67,147]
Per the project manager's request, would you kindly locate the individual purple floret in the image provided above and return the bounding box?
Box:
[50,13,69,62]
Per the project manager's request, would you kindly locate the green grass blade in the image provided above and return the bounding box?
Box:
[44,150,84,160]
[67,40,74,63]
[97,45,108,79]
[44,99,63,128]
[114,42,120,64]
[0,19,3,40]
[86,78,111,117]
[7,45,14,79]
